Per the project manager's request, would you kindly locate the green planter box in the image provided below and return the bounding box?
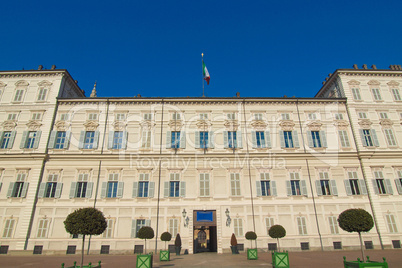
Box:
[159,250,170,261]
[272,251,289,268]
[247,248,258,260]
[343,256,388,268]
[136,254,153,268]
[61,261,101,268]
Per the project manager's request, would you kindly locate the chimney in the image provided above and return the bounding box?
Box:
[51,65,56,70]
[362,64,368,69]
[38,65,43,70]
[353,64,358,69]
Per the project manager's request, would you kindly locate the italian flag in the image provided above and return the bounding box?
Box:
[203,61,210,85]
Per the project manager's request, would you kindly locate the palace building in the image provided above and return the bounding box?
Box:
[0,64,401,255]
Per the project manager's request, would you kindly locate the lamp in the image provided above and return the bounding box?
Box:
[225,208,231,227]
[182,209,189,228]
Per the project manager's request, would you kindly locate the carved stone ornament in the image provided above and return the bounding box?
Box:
[196,120,211,129]
[358,119,372,129]
[26,120,42,131]
[168,120,182,130]
[367,80,380,86]
[250,120,267,130]
[279,120,295,131]
[380,119,393,128]
[387,81,399,87]
[15,80,29,86]
[2,120,16,131]
[347,80,360,85]
[224,119,239,131]
[140,120,155,130]
[83,120,99,131]
[55,120,70,131]
[37,80,53,87]
[307,121,322,131]
[334,120,349,130]
[0,81,7,87]
[113,121,126,131]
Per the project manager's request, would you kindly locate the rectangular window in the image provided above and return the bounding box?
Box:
[385,214,398,233]
[265,217,274,235]
[260,173,271,196]
[290,172,301,195]
[348,172,361,195]
[2,219,15,238]
[169,173,180,197]
[143,113,152,120]
[14,90,24,102]
[254,113,263,120]
[328,216,339,234]
[319,172,331,195]
[227,113,236,120]
[379,112,388,119]
[135,219,146,237]
[84,131,95,149]
[199,113,208,120]
[171,131,180,149]
[172,113,181,120]
[372,88,382,100]
[54,131,66,149]
[308,113,317,120]
[281,113,290,120]
[12,182,24,197]
[45,182,57,198]
[374,171,387,194]
[7,113,18,121]
[255,131,265,148]
[60,113,69,121]
[1,131,12,149]
[26,131,38,149]
[76,174,88,198]
[338,130,350,148]
[228,131,237,149]
[311,131,322,148]
[200,131,209,149]
[107,174,119,198]
[230,173,241,196]
[112,131,123,149]
[362,129,374,147]
[358,112,367,119]
[199,173,210,197]
[334,114,344,120]
[351,88,361,100]
[37,219,49,238]
[115,113,125,121]
[283,131,294,148]
[141,130,151,148]
[384,129,397,146]
[37,88,48,101]
[297,217,307,235]
[32,113,42,120]
[392,88,401,101]
[169,219,178,236]
[233,218,243,237]
[138,174,149,198]
[103,219,114,238]
[88,113,98,120]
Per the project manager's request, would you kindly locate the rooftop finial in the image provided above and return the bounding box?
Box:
[90,82,97,97]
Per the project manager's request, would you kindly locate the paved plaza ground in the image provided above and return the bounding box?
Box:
[0,249,400,267]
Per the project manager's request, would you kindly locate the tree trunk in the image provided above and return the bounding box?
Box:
[277,238,280,252]
[358,232,365,262]
[144,239,147,254]
[81,234,86,268]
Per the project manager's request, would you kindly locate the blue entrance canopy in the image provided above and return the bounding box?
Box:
[196,211,213,222]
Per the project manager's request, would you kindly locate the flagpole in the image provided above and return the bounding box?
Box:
[202,53,205,97]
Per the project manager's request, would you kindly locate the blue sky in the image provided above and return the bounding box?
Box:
[1,0,401,98]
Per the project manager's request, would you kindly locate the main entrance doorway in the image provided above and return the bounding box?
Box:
[193,210,217,253]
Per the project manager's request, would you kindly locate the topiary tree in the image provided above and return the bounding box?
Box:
[160,231,172,250]
[64,208,107,268]
[137,226,154,254]
[268,225,286,252]
[245,231,257,249]
[338,208,374,261]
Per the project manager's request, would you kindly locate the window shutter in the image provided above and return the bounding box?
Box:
[180,131,186,149]
[256,181,261,196]
[32,131,41,149]
[166,131,171,149]
[385,179,393,195]
[286,181,292,196]
[131,220,136,238]
[145,219,151,227]
[209,131,214,149]
[330,180,338,196]
[48,131,57,149]
[195,131,200,149]
[320,131,327,147]
[265,131,271,148]
[307,131,314,147]
[372,180,379,194]
[101,182,107,198]
[78,131,85,149]
[117,182,124,198]
[38,183,46,198]
[359,180,367,195]
[359,129,366,146]
[108,131,115,149]
[271,181,277,196]
[132,182,138,197]
[0,132,3,143]
[279,131,285,148]
[395,179,402,194]
[8,131,16,149]
[122,131,128,149]
[223,131,228,148]
[301,180,308,196]
[93,131,100,149]
[64,131,71,149]
[164,181,169,197]
[371,129,379,147]
[21,182,29,197]
[344,180,352,195]
[315,181,323,196]
[237,131,243,148]
[69,182,77,198]
[292,131,299,147]
[55,183,63,198]
[149,182,155,198]
[20,131,28,148]
[180,181,186,197]
[86,182,94,198]
[251,131,257,148]
[7,182,15,197]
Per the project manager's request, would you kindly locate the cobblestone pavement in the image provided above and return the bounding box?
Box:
[0,249,400,267]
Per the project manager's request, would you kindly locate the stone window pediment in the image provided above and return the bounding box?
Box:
[367,80,380,86]
[15,80,29,87]
[279,120,295,131]
[54,120,70,131]
[307,121,322,131]
[37,81,53,87]
[250,120,267,130]
[26,120,42,131]
[347,80,360,85]
[358,119,372,129]
[379,119,393,128]
[2,121,17,131]
[334,120,349,130]
[112,121,126,131]
[83,120,99,131]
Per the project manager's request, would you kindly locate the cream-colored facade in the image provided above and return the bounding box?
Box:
[0,65,401,255]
